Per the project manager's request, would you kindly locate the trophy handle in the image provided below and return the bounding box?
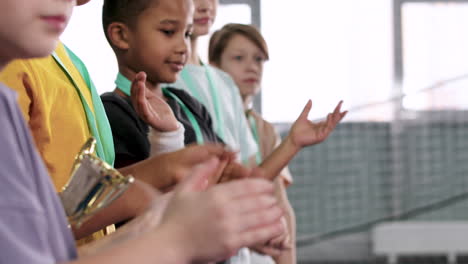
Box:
[62,137,97,192]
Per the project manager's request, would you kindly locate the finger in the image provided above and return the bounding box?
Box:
[297,99,312,121]
[209,158,229,185]
[216,178,274,200]
[176,157,220,193]
[340,110,348,121]
[238,220,285,249]
[268,233,290,249]
[236,204,283,232]
[231,193,277,214]
[333,100,343,115]
[254,245,282,257]
[227,162,251,179]
[185,144,232,164]
[219,149,238,162]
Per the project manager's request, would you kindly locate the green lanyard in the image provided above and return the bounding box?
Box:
[180,64,225,140]
[114,73,204,145]
[51,45,115,166]
[246,111,262,165]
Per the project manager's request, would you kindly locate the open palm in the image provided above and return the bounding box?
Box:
[289,100,347,148]
[130,72,179,132]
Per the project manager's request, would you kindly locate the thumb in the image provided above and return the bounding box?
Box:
[297,99,312,121]
[176,157,220,193]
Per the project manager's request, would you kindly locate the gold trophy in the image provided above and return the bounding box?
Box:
[59,138,134,227]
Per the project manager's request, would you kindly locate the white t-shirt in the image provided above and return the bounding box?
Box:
[165,64,258,163]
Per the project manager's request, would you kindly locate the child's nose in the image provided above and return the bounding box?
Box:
[247,61,259,72]
[196,0,213,12]
[175,40,189,55]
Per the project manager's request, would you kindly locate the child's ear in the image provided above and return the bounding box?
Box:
[107,22,130,50]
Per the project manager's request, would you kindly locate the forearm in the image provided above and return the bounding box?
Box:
[259,136,300,181]
[118,155,174,191]
[73,180,158,239]
[70,229,186,264]
[273,178,296,264]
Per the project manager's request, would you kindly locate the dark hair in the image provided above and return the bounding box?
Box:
[102,0,157,44]
[209,23,269,66]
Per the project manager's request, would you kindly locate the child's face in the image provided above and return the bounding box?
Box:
[218,34,266,99]
[127,0,193,84]
[192,0,218,38]
[0,0,75,61]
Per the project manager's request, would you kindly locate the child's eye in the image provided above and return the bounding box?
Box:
[185,30,193,38]
[255,56,265,63]
[161,30,175,36]
[233,55,243,61]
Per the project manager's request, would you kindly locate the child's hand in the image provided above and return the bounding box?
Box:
[217,161,252,183]
[250,216,291,257]
[288,100,347,149]
[130,71,179,132]
[158,158,285,263]
[151,144,234,191]
[217,161,268,183]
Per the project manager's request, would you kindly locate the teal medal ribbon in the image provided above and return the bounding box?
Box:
[180,63,225,140]
[114,73,204,145]
[52,45,115,166]
[246,111,262,165]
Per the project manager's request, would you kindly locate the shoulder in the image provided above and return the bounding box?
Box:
[165,87,201,106]
[101,91,133,109]
[165,87,210,117]
[101,92,137,119]
[0,57,48,85]
[0,83,17,104]
[0,84,42,207]
[206,65,237,87]
[250,111,277,134]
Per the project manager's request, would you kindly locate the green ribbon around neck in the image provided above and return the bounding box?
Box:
[180,64,225,140]
[52,44,115,166]
[246,112,262,165]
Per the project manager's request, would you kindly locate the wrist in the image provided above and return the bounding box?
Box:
[283,135,301,154]
[153,223,193,263]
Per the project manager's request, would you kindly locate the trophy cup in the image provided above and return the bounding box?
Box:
[59,137,134,227]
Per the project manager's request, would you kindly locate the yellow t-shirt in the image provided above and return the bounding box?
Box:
[0,42,93,191]
[0,42,111,242]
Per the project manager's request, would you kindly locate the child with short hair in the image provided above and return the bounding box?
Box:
[209,22,297,264]
[101,0,224,168]
[0,1,285,262]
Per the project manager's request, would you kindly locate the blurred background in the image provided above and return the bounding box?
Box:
[63,1,468,263]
